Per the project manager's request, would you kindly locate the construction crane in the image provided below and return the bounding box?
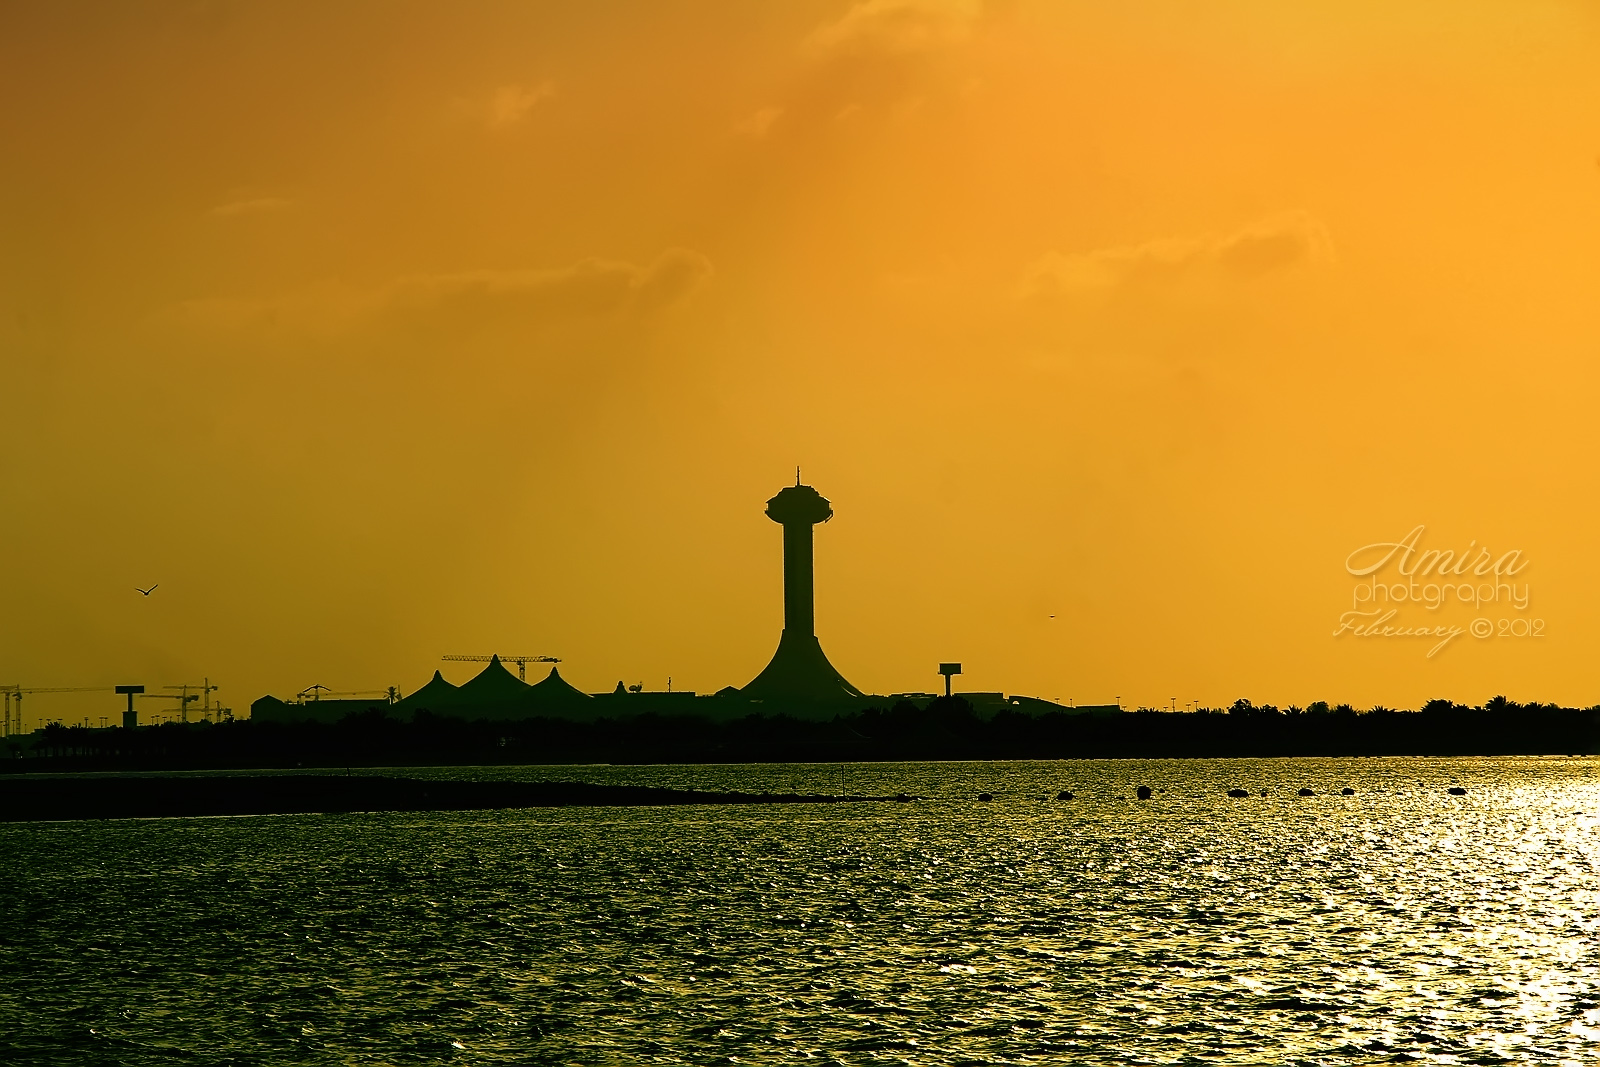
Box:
[185,679,220,721]
[1,686,116,736]
[138,690,200,725]
[292,687,395,705]
[145,681,220,724]
[441,654,561,682]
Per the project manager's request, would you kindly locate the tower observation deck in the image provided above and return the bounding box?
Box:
[739,478,865,703]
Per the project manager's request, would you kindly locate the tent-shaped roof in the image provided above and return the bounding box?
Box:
[526,666,593,711]
[392,658,601,722]
[453,655,532,718]
[392,670,460,714]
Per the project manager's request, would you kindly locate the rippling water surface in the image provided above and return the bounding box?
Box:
[3,757,1598,1065]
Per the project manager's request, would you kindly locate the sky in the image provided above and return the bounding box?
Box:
[3,0,1600,726]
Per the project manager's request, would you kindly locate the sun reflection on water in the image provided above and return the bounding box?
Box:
[0,756,1596,1064]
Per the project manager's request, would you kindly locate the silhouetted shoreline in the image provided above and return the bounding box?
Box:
[4,697,1593,773]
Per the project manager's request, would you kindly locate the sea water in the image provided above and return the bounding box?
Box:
[1,757,1597,1065]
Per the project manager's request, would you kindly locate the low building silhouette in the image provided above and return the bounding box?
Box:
[592,683,700,716]
[250,696,390,725]
[253,656,599,724]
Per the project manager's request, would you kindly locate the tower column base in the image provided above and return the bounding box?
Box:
[740,628,864,703]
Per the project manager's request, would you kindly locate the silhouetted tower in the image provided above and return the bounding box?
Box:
[741,474,864,703]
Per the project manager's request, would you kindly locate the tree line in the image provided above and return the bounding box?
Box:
[4,695,1594,770]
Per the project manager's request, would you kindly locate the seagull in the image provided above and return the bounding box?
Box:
[136,585,158,596]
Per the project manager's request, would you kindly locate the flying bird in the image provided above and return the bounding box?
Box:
[136,585,158,596]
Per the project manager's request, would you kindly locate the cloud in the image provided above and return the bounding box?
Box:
[487,82,555,128]
[1214,220,1325,278]
[733,107,783,138]
[210,197,292,217]
[629,248,717,311]
[747,0,987,140]
[1020,213,1332,298]
[162,249,713,337]
[806,0,983,57]
[391,249,713,321]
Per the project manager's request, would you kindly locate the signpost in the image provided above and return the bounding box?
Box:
[115,685,144,729]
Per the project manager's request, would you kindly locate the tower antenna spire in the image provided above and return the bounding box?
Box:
[796,465,801,486]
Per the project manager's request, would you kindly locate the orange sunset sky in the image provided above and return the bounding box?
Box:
[3,1,1600,725]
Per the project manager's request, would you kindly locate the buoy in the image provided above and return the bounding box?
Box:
[1340,787,1355,796]
[1057,790,1074,800]
[1447,786,1467,796]
[1297,787,1314,797]
[1136,785,1153,800]
[1227,788,1249,798]
[977,792,994,802]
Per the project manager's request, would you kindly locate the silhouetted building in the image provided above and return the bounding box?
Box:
[250,696,390,724]
[452,655,530,712]
[389,656,598,720]
[880,693,1119,719]
[740,478,865,705]
[251,657,600,724]
[398,670,459,713]
[593,682,700,715]
[528,666,595,714]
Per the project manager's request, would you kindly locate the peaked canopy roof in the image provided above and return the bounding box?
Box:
[455,655,531,702]
[393,669,460,713]
[528,666,592,708]
[392,658,598,721]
